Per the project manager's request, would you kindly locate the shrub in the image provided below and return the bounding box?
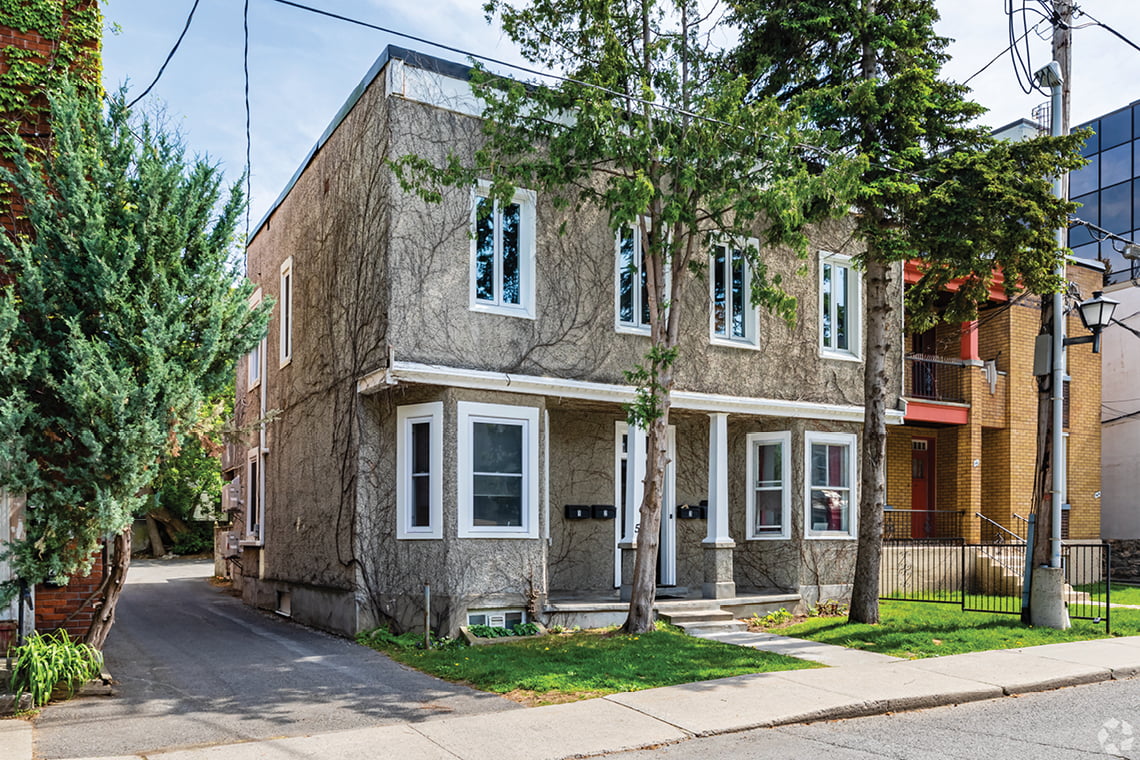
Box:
[10,630,104,707]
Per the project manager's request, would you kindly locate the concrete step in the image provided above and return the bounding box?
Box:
[674,619,748,636]
[661,609,736,625]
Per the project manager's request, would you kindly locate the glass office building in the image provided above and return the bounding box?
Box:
[1068,100,1140,285]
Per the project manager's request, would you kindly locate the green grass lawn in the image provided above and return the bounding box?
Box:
[1071,582,1140,606]
[772,600,1140,659]
[360,624,819,705]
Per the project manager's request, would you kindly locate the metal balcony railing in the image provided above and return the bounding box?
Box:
[904,353,967,403]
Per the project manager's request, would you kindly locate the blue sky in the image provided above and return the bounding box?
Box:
[101,0,1139,230]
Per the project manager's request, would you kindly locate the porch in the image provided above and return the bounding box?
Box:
[544,587,803,631]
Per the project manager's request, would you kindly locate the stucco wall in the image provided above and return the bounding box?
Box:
[382,94,900,410]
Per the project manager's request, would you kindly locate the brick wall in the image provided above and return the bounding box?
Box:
[34,546,104,640]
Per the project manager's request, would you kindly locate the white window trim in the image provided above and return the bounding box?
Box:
[396,402,443,540]
[819,250,862,361]
[614,220,665,335]
[242,447,265,545]
[804,430,858,540]
[469,181,537,319]
[709,238,760,349]
[247,288,263,391]
[746,431,792,540]
[279,257,293,368]
[466,608,527,627]
[457,401,540,538]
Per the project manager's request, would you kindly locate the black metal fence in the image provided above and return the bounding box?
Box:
[880,539,1111,632]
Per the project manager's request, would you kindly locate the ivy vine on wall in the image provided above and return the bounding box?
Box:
[0,0,101,157]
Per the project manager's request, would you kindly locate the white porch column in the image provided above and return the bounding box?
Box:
[618,423,647,601]
[705,413,731,544]
[703,413,736,598]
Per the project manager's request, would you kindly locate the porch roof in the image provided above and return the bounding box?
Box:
[359,360,905,424]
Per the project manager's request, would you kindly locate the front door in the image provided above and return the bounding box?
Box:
[911,437,935,538]
[614,423,676,588]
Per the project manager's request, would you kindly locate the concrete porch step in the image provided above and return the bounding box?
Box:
[660,608,736,625]
[672,619,748,636]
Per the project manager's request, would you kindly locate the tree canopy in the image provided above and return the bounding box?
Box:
[0,84,269,604]
[728,0,1084,622]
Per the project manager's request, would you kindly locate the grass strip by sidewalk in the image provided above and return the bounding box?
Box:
[772,600,1140,658]
[362,624,819,705]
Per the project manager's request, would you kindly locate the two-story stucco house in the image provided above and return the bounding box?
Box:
[224,46,905,637]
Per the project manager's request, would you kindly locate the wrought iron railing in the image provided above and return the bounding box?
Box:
[904,353,967,403]
[883,508,965,540]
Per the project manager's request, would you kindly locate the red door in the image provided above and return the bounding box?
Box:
[911,438,935,538]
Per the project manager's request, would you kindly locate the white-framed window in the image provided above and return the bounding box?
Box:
[709,239,759,347]
[247,288,263,390]
[396,402,443,539]
[616,224,651,333]
[470,182,537,318]
[467,609,526,628]
[804,431,858,539]
[819,251,861,359]
[457,401,540,538]
[279,257,293,367]
[244,448,264,544]
[746,431,791,540]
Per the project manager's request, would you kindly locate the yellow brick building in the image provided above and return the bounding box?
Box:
[885,259,1104,543]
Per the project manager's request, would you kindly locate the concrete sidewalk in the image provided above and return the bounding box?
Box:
[8,635,1140,760]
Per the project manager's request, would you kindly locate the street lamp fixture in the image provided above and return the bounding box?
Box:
[1064,290,1118,353]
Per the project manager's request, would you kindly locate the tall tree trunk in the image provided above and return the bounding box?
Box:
[145,514,165,557]
[84,528,131,650]
[850,254,892,624]
[622,407,671,633]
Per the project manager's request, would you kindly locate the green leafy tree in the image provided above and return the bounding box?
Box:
[0,84,269,646]
[395,0,860,632]
[728,0,1084,622]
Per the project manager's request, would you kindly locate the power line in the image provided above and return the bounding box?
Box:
[1077,10,1140,54]
[963,19,1044,86]
[244,0,252,245]
[127,0,201,109]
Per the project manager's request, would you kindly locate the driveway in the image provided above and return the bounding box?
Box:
[33,559,517,759]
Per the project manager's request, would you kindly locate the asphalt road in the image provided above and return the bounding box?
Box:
[32,559,517,759]
[614,677,1140,759]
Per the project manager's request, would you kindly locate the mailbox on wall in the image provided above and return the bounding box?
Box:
[564,504,591,520]
[677,504,707,520]
[591,504,617,519]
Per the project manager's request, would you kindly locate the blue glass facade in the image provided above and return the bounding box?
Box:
[1068,100,1140,284]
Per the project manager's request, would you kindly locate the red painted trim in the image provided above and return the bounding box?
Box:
[960,321,979,361]
[904,260,1008,302]
[904,400,969,425]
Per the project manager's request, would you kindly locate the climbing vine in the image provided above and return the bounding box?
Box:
[0,0,101,157]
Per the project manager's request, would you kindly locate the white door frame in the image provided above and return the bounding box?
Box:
[614,422,677,588]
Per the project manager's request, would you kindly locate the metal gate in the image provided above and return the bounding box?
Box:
[880,539,1110,632]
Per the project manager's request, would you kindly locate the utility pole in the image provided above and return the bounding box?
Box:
[1027,1,1075,628]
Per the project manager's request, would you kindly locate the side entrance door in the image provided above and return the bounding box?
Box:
[911,437,936,538]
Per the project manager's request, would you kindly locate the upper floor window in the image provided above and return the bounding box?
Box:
[746,431,791,540]
[471,182,536,318]
[279,257,293,367]
[396,402,443,539]
[247,288,263,390]
[805,430,857,539]
[710,239,758,347]
[457,401,540,538]
[820,251,860,359]
[616,225,651,332]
